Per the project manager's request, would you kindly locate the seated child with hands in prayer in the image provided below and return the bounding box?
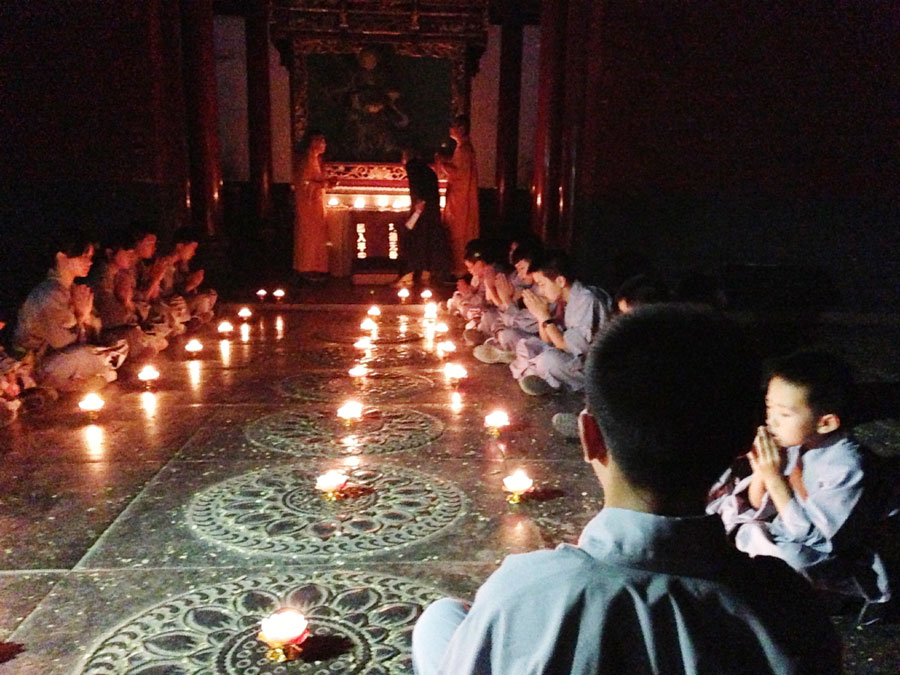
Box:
[709,351,893,613]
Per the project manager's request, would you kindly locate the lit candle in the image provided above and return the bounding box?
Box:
[376,195,390,208]
[217,320,234,334]
[367,305,381,317]
[258,608,310,662]
[420,289,433,299]
[398,288,410,301]
[185,339,203,357]
[353,336,372,350]
[503,469,534,503]
[391,198,405,210]
[444,362,467,383]
[484,410,510,436]
[256,289,268,301]
[328,196,340,207]
[360,317,377,331]
[353,196,366,209]
[337,400,363,422]
[137,365,160,389]
[78,393,105,420]
[344,456,361,467]
[273,288,285,301]
[450,391,463,412]
[436,340,456,354]
[348,365,369,378]
[238,307,252,319]
[424,302,438,319]
[435,322,449,333]
[316,469,349,497]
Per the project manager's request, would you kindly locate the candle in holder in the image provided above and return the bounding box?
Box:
[238,307,252,320]
[367,305,381,317]
[435,322,449,334]
[315,469,349,500]
[256,289,268,301]
[353,336,373,350]
[424,302,438,319]
[185,339,203,357]
[450,391,463,412]
[397,287,410,302]
[360,317,377,331]
[337,400,363,423]
[258,608,310,662]
[420,289,433,299]
[78,393,105,420]
[137,365,160,390]
[444,362,467,384]
[273,288,286,302]
[484,410,510,436]
[348,364,369,378]
[436,340,456,355]
[503,469,534,503]
[217,320,234,334]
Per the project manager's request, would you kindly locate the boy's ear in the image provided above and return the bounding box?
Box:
[579,409,609,465]
[816,413,841,435]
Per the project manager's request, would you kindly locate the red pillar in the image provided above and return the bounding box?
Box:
[531,0,568,244]
[245,1,273,225]
[495,19,523,230]
[181,0,222,236]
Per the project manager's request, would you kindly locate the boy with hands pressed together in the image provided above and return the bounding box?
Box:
[710,351,893,613]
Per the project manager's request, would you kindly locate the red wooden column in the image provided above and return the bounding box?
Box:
[557,0,592,250]
[245,0,273,225]
[495,18,523,229]
[181,0,222,236]
[531,0,568,244]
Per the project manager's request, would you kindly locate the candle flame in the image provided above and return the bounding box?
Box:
[259,608,309,646]
[397,288,410,299]
[444,363,467,380]
[353,336,372,350]
[315,470,349,493]
[485,410,510,429]
[238,307,252,319]
[217,320,234,333]
[273,288,285,299]
[256,289,268,299]
[337,400,363,420]
[420,289,433,299]
[360,318,377,331]
[185,339,203,353]
[137,365,160,382]
[503,469,534,495]
[79,393,105,413]
[435,322,449,333]
[367,305,381,316]
[348,365,368,378]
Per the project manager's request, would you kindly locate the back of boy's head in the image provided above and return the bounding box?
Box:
[529,249,574,282]
[172,226,202,247]
[768,351,856,423]
[585,304,760,496]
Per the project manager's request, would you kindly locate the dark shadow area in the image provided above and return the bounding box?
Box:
[299,634,355,662]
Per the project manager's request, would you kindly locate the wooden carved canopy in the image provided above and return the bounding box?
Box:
[271,0,489,146]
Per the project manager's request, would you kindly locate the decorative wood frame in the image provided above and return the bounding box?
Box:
[271,1,488,147]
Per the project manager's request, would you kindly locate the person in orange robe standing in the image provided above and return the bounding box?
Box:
[437,115,479,278]
[293,131,331,278]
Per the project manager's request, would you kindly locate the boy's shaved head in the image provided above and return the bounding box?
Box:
[585,304,760,496]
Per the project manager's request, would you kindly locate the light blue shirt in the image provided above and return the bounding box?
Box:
[561,281,611,358]
[434,507,840,674]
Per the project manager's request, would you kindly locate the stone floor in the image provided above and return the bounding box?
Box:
[0,293,898,674]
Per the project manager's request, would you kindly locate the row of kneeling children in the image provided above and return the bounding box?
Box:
[0,223,216,419]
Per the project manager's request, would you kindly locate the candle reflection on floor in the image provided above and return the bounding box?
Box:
[83,424,104,461]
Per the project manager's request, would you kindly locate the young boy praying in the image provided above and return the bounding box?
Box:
[412,305,840,674]
[708,351,893,612]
